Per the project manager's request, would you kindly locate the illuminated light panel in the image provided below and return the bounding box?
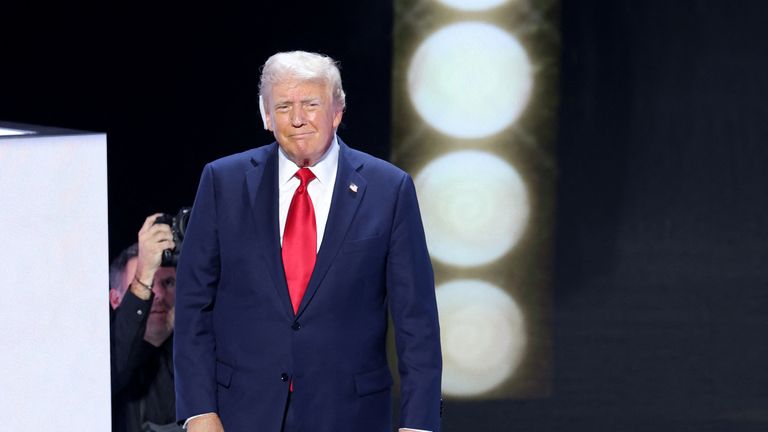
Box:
[437,279,526,396]
[435,0,510,11]
[0,127,33,136]
[407,22,533,139]
[415,150,529,267]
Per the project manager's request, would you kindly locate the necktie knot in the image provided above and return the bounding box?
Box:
[295,167,316,188]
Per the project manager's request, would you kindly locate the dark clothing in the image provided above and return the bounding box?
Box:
[280,391,296,432]
[111,291,181,432]
[174,140,442,431]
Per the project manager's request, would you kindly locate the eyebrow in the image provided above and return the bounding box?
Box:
[273,96,323,106]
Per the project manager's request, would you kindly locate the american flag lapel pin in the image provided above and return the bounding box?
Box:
[349,183,358,193]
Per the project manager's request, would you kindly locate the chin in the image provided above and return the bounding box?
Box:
[148,314,166,325]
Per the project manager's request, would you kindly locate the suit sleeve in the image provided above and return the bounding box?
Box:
[387,173,443,431]
[110,290,153,394]
[174,163,222,422]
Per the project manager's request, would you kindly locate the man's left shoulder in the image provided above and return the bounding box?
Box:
[343,143,410,182]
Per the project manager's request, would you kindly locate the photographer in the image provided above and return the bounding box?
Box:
[109,213,182,432]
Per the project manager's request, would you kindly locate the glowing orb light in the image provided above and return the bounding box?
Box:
[437,279,526,396]
[435,0,510,11]
[415,150,529,267]
[407,22,533,139]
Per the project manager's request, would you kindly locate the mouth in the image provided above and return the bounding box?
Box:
[290,131,315,138]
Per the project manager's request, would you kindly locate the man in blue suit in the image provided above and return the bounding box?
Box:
[174,51,442,432]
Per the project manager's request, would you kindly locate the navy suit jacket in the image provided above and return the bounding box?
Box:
[174,139,442,432]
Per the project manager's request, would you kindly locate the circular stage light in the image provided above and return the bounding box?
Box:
[407,22,533,139]
[435,0,510,11]
[437,279,526,396]
[415,150,529,267]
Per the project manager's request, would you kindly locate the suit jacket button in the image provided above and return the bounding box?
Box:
[281,373,289,382]
[291,321,301,331]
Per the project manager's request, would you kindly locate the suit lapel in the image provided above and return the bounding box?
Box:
[245,144,295,319]
[296,141,367,317]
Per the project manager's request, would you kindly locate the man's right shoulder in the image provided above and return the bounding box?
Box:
[207,142,276,171]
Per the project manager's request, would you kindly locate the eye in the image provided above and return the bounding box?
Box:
[162,277,176,289]
[275,105,290,112]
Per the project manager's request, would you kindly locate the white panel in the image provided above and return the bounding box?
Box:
[0,133,111,430]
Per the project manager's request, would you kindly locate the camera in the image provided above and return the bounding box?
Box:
[154,207,192,267]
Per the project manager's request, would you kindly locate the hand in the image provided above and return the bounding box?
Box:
[130,213,175,300]
[187,413,224,432]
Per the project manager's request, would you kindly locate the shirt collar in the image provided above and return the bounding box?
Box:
[278,135,339,186]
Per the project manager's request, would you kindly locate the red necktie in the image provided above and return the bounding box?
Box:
[282,167,317,315]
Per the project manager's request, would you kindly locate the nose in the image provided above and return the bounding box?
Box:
[291,107,306,127]
[152,284,165,301]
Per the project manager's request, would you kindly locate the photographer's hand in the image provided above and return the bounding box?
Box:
[130,213,176,301]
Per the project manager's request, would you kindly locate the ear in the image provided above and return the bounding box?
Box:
[109,288,122,310]
[259,95,272,131]
[332,107,344,129]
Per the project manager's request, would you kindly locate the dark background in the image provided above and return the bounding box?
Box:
[3,1,767,430]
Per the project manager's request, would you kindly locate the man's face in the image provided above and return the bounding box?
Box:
[110,257,176,336]
[265,79,343,167]
[147,266,176,332]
